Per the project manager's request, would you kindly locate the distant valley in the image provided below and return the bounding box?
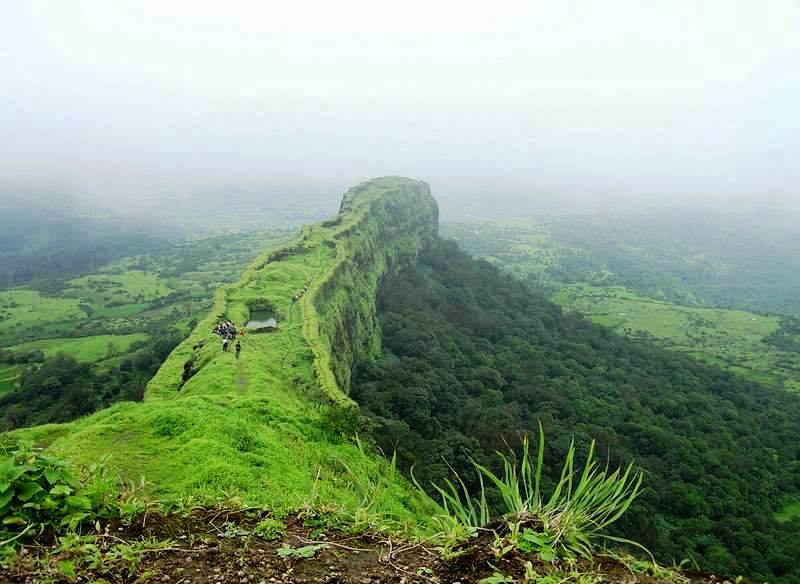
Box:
[443,213,800,394]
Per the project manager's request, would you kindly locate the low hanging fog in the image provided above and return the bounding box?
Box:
[1,1,799,219]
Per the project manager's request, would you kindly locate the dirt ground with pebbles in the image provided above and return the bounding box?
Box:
[0,510,742,584]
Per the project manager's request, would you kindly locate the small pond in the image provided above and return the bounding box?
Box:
[246,309,277,331]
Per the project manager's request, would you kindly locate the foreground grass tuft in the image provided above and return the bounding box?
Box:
[419,424,644,562]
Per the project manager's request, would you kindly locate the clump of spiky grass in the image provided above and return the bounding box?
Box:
[421,424,644,559]
[334,436,439,536]
[338,436,399,524]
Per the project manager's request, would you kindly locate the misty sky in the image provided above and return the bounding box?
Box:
[2,1,799,217]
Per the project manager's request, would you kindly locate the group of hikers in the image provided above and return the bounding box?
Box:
[215,275,315,358]
[213,320,242,358]
[293,275,315,302]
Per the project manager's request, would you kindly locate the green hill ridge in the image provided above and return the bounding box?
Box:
[12,177,438,512]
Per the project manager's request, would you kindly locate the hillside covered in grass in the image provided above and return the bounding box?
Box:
[10,177,438,514]
[0,228,296,428]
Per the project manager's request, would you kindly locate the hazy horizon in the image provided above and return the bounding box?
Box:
[2,1,798,219]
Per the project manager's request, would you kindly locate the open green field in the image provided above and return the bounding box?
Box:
[65,271,172,304]
[0,290,87,343]
[777,501,800,523]
[553,285,800,390]
[89,302,151,319]
[0,364,24,394]
[8,333,148,363]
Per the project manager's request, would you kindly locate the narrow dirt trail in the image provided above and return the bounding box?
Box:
[0,511,730,584]
[235,360,247,395]
[280,301,297,368]
[280,250,325,370]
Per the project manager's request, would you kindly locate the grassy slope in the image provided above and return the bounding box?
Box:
[0,228,297,398]
[12,177,438,517]
[552,285,800,391]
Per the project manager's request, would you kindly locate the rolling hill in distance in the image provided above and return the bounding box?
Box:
[443,214,800,392]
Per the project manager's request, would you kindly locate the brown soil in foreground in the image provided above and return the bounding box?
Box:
[0,510,741,584]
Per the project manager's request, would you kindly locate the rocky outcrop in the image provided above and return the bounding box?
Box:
[304,177,438,403]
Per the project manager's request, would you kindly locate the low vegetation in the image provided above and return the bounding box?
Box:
[0,442,119,546]
[0,434,706,584]
[420,426,643,562]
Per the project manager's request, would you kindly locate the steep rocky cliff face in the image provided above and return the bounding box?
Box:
[307,177,438,401]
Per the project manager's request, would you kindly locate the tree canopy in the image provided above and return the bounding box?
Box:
[353,240,800,582]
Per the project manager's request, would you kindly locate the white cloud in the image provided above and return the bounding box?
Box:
[1,1,798,208]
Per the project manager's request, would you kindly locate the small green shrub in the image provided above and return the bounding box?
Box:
[517,528,557,562]
[276,543,328,559]
[53,532,174,579]
[622,556,687,582]
[151,413,192,438]
[221,521,250,538]
[0,442,117,545]
[318,404,370,440]
[254,517,285,541]
[479,573,515,584]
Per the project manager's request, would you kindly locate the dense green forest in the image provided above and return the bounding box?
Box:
[352,240,800,583]
[442,213,800,393]
[0,325,182,427]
